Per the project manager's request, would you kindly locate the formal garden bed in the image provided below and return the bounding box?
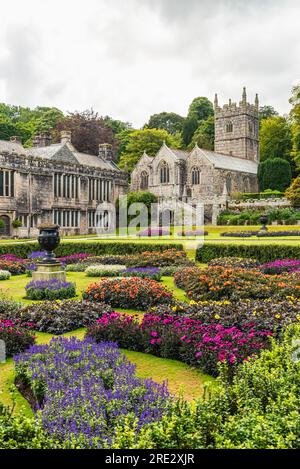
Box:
[0,242,299,449]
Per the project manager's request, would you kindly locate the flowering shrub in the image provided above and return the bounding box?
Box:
[57,253,92,265]
[83,277,174,309]
[0,270,11,280]
[148,298,300,334]
[85,264,126,277]
[178,266,300,301]
[0,254,24,262]
[208,257,260,269]
[12,300,113,334]
[0,260,27,275]
[260,259,300,275]
[122,267,162,281]
[27,251,46,260]
[0,297,22,318]
[25,279,76,300]
[0,320,35,357]
[15,337,170,448]
[137,227,171,237]
[65,263,86,272]
[125,249,193,268]
[174,267,202,289]
[86,311,273,376]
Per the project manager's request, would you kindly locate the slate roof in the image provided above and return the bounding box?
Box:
[0,140,25,154]
[0,139,120,172]
[197,148,258,174]
[170,149,189,159]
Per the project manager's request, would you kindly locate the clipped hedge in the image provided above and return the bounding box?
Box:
[196,243,300,263]
[0,241,183,258]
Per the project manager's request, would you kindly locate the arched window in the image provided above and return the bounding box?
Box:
[248,122,253,134]
[226,121,233,133]
[226,175,232,194]
[159,161,170,184]
[140,171,149,190]
[191,167,201,185]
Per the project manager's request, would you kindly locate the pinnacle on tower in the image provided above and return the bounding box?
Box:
[214,93,218,108]
[242,87,247,104]
[255,93,259,110]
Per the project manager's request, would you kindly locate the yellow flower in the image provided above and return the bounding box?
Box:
[172,306,177,312]
[214,314,220,320]
[275,314,281,319]
[189,300,197,305]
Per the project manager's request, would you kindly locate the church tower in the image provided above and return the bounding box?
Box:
[214,88,259,162]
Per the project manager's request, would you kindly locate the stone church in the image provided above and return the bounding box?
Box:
[0,131,127,237]
[131,88,259,223]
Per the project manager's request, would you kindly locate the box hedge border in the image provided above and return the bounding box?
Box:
[196,243,300,263]
[0,241,184,259]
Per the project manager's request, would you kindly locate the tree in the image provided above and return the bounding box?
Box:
[189,115,215,150]
[103,116,132,134]
[146,112,185,135]
[285,176,300,207]
[259,116,293,163]
[290,85,300,169]
[259,105,278,121]
[258,158,292,192]
[118,128,181,172]
[53,109,115,156]
[187,97,214,122]
[182,117,198,147]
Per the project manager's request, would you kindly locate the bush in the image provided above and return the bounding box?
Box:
[0,320,35,357]
[137,228,171,237]
[83,277,174,309]
[15,337,170,448]
[285,175,300,207]
[0,260,27,275]
[87,311,273,376]
[57,253,92,264]
[125,249,193,268]
[258,158,292,192]
[120,325,300,449]
[178,266,300,301]
[0,242,184,258]
[0,270,11,280]
[122,267,162,281]
[25,279,76,300]
[208,257,260,269]
[196,243,300,263]
[11,300,113,334]
[174,267,202,290]
[85,264,126,277]
[260,259,300,274]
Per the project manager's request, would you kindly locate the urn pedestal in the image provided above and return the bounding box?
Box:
[32,262,66,282]
[32,224,66,282]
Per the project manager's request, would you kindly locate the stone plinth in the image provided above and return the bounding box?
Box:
[32,262,66,282]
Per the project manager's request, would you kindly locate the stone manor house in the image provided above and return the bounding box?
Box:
[131,88,260,223]
[0,131,127,237]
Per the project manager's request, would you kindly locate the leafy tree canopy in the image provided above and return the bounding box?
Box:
[187,97,214,122]
[145,112,185,135]
[258,157,292,192]
[189,115,215,150]
[260,116,292,163]
[259,105,278,121]
[118,128,181,172]
[285,176,300,207]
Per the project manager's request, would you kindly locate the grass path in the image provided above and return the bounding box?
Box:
[0,328,214,417]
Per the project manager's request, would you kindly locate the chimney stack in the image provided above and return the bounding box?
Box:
[32,133,52,147]
[60,131,72,144]
[99,143,113,161]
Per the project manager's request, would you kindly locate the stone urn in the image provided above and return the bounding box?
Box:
[38,224,60,264]
[32,224,66,282]
[259,214,268,232]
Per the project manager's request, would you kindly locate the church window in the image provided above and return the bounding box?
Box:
[159,161,170,184]
[53,210,80,228]
[191,167,201,185]
[226,175,232,194]
[0,170,14,197]
[140,171,149,190]
[226,121,233,133]
[248,122,253,133]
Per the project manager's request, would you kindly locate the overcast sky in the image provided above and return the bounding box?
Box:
[0,0,299,127]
